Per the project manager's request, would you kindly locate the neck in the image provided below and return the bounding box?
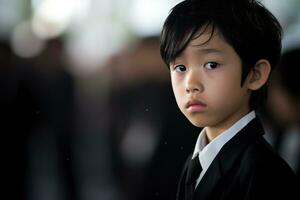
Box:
[205,127,226,142]
[205,108,251,142]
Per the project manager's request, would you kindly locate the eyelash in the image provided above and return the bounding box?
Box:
[204,62,219,70]
[173,64,186,72]
[173,62,220,72]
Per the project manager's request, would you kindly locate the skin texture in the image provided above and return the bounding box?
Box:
[170,28,270,141]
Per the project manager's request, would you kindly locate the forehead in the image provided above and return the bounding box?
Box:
[187,28,230,53]
[174,27,241,64]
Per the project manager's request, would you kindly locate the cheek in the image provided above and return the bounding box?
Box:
[171,78,185,107]
[206,77,244,109]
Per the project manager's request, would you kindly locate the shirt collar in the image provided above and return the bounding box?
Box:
[192,111,256,171]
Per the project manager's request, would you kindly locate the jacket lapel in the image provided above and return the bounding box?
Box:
[176,154,192,200]
[193,155,222,199]
[193,118,265,199]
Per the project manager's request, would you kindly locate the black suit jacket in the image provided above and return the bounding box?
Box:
[177,118,299,200]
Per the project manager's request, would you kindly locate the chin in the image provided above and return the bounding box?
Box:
[184,113,207,128]
[188,118,206,128]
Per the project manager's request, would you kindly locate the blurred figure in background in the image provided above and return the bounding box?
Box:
[264,47,300,178]
[19,38,76,200]
[2,36,119,200]
[22,37,120,200]
[106,36,199,200]
[1,37,75,199]
[0,39,27,199]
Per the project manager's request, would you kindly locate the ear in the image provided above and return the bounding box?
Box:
[246,59,271,91]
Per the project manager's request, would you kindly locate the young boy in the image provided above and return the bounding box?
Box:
[160,0,298,199]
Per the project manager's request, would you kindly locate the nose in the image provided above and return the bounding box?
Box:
[185,70,203,93]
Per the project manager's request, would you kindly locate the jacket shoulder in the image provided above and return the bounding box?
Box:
[237,137,299,199]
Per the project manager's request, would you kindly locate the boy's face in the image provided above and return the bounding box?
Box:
[170,29,251,132]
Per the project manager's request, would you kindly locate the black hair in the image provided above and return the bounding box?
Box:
[160,0,282,110]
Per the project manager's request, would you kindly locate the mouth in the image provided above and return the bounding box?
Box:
[186,100,207,112]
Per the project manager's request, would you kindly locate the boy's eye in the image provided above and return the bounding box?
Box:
[204,62,219,70]
[174,64,187,72]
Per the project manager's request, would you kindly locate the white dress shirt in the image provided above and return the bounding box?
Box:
[192,111,256,188]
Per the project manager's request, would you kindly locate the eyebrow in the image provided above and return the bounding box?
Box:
[196,48,224,54]
[173,47,223,64]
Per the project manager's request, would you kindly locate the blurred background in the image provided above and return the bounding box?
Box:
[0,0,299,200]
